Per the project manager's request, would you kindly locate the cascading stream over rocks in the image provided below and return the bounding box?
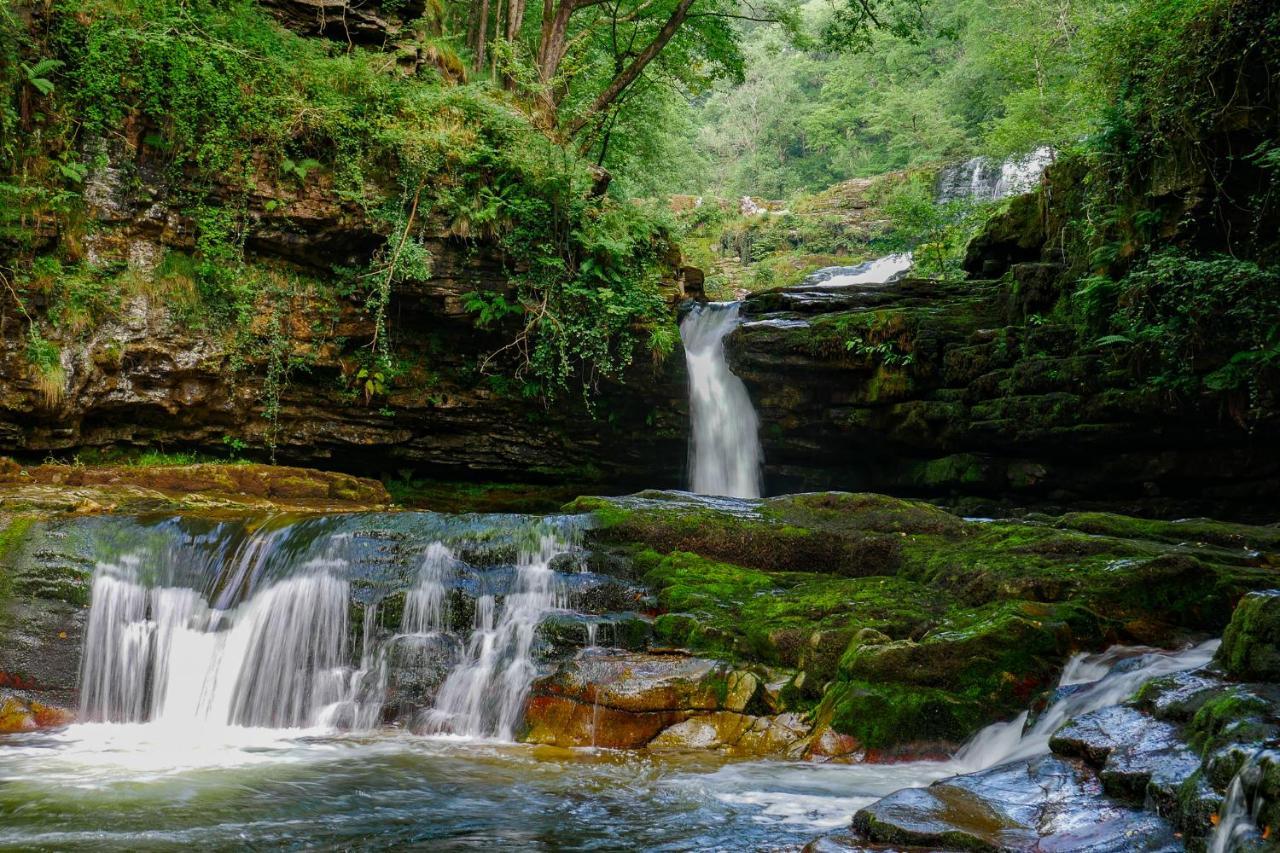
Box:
[74,514,582,739]
[680,302,764,498]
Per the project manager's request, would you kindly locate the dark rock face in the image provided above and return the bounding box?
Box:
[730,276,1280,520]
[259,0,426,44]
[0,141,691,489]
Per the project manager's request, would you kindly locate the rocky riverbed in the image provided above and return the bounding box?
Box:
[1,471,1277,849]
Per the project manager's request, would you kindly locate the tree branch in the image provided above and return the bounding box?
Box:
[563,0,698,137]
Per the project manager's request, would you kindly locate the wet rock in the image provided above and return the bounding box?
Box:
[535,613,653,656]
[560,572,657,613]
[1050,705,1201,802]
[851,754,1182,852]
[383,632,462,718]
[0,692,74,733]
[522,652,763,748]
[1216,590,1280,681]
[647,711,809,756]
[521,695,686,749]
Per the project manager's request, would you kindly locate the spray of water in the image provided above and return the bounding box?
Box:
[681,302,763,498]
[422,533,568,739]
[951,640,1220,772]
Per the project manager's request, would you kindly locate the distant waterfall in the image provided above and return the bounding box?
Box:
[681,302,763,498]
[936,146,1055,203]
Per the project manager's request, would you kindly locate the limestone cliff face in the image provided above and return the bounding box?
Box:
[0,139,691,487]
[728,277,1280,521]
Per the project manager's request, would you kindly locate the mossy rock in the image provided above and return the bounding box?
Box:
[1215,591,1280,681]
[839,600,1094,711]
[816,679,987,750]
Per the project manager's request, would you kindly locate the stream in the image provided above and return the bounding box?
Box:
[0,506,1218,851]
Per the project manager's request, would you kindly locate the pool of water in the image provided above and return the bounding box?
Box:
[0,724,949,851]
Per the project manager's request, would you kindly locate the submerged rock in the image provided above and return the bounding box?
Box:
[851,754,1182,851]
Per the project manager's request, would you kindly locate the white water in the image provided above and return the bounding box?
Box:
[403,542,457,634]
[952,640,1219,771]
[422,533,568,739]
[681,302,763,498]
[1209,749,1275,853]
[80,557,354,730]
[936,145,1055,203]
[805,253,914,287]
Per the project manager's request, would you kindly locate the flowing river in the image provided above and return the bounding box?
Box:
[0,511,1220,850]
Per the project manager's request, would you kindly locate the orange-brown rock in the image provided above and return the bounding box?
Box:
[0,693,74,733]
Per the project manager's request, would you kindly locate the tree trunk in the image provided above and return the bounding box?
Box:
[474,0,491,72]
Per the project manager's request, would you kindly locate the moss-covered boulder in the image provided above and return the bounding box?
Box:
[568,491,1280,753]
[1216,591,1280,682]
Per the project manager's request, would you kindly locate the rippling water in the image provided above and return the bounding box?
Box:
[0,726,940,851]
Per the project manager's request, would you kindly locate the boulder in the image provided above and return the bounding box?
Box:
[522,652,764,749]
[1215,590,1280,681]
[647,711,809,756]
[851,754,1182,852]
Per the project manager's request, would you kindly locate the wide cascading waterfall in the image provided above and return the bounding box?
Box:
[681,302,763,498]
[74,513,583,741]
[79,559,353,729]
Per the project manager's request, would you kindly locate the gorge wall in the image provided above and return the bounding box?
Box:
[0,136,692,488]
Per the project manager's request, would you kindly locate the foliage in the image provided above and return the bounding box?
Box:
[0,0,682,411]
[1075,250,1280,421]
[685,0,1122,197]
[878,175,988,280]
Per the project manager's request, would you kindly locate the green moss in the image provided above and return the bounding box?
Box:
[1185,688,1277,759]
[0,515,36,602]
[1215,591,1280,681]
[1056,513,1280,553]
[817,679,988,749]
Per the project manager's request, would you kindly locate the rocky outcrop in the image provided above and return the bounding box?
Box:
[728,274,1280,520]
[0,461,389,508]
[573,491,1280,755]
[831,591,1280,852]
[523,650,809,753]
[0,137,693,489]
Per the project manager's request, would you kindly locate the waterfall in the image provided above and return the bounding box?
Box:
[80,560,352,729]
[402,542,457,635]
[936,146,1055,203]
[1209,749,1276,853]
[74,514,581,742]
[681,302,763,498]
[951,640,1219,772]
[422,533,566,739]
[801,253,914,288]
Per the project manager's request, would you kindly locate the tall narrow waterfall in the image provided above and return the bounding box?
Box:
[681,302,763,498]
